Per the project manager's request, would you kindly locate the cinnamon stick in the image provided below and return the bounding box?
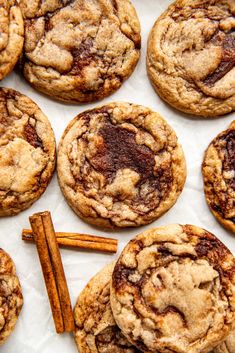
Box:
[29,212,75,334]
[29,213,64,334]
[22,229,118,253]
[40,212,75,332]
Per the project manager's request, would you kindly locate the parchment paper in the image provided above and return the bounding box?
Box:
[1,1,234,352]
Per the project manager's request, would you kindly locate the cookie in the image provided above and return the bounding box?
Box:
[202,121,235,233]
[0,248,23,345]
[214,330,235,353]
[0,87,56,216]
[74,262,141,353]
[147,0,235,117]
[110,224,235,353]
[57,102,186,229]
[0,0,24,81]
[19,0,141,103]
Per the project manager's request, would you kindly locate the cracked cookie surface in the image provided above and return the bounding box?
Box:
[20,0,141,103]
[0,0,24,80]
[0,87,56,216]
[57,102,186,229]
[0,248,23,345]
[110,224,235,353]
[202,121,235,233]
[147,0,235,117]
[214,330,235,353]
[74,262,141,353]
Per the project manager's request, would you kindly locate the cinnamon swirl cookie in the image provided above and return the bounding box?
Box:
[214,330,235,353]
[202,121,235,233]
[74,262,140,353]
[0,88,56,216]
[110,224,235,353]
[147,0,235,117]
[0,248,23,345]
[57,102,186,229]
[19,0,140,103]
[0,0,24,80]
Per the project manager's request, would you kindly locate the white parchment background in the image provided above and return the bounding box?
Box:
[1,1,234,352]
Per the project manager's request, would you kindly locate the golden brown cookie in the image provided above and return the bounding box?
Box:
[20,0,141,103]
[147,0,235,117]
[0,248,23,345]
[110,224,235,353]
[0,0,24,81]
[57,102,186,229]
[74,262,141,353]
[0,87,56,216]
[214,330,235,353]
[202,121,235,233]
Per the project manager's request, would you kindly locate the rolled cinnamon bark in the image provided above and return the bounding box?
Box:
[22,229,118,253]
[29,213,64,334]
[40,212,75,333]
[29,211,75,333]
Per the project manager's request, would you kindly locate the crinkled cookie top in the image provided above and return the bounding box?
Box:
[57,102,186,228]
[214,329,235,353]
[0,248,23,345]
[0,88,56,216]
[20,0,141,103]
[147,0,235,116]
[110,224,235,353]
[202,120,235,233]
[0,0,24,80]
[74,262,141,353]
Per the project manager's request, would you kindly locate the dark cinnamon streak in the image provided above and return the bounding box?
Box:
[24,123,43,148]
[195,235,230,265]
[91,122,155,183]
[195,238,219,257]
[70,37,95,75]
[112,264,134,291]
[203,32,235,86]
[223,131,235,189]
[44,15,53,32]
[96,326,140,352]
[211,130,235,222]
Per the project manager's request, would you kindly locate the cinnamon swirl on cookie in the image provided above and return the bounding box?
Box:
[20,0,140,103]
[0,248,23,345]
[74,262,141,353]
[0,88,56,216]
[147,0,235,117]
[57,102,186,229]
[0,1,24,80]
[202,121,235,233]
[110,224,235,353]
